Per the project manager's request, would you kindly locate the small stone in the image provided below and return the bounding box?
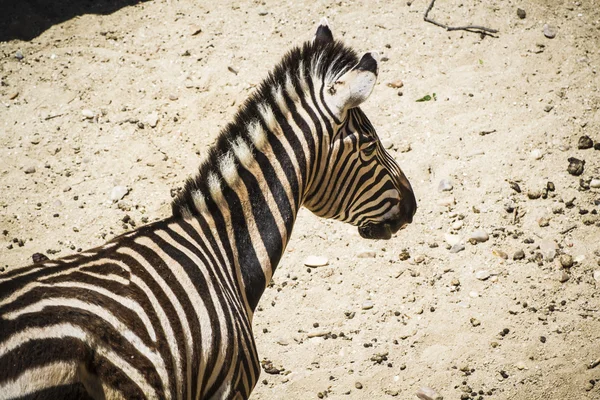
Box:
[559,254,574,268]
[590,179,600,189]
[81,109,95,119]
[517,8,526,19]
[515,361,528,370]
[304,255,328,267]
[450,278,460,286]
[530,149,543,159]
[451,220,464,230]
[438,179,453,192]
[468,230,489,243]
[504,200,516,213]
[543,24,556,39]
[558,270,570,283]
[110,186,129,201]
[444,233,461,246]
[387,79,404,89]
[538,217,550,227]
[31,253,49,263]
[362,301,374,310]
[258,10,268,16]
[414,255,425,264]
[470,318,481,327]
[450,243,465,254]
[513,250,525,260]
[355,382,363,390]
[547,181,556,191]
[578,135,594,149]
[398,250,410,261]
[357,250,376,258]
[527,190,542,200]
[15,50,24,60]
[168,94,179,101]
[437,196,456,207]
[475,270,491,281]
[9,91,19,100]
[543,105,554,113]
[509,181,521,193]
[146,112,159,128]
[593,270,600,282]
[493,249,508,260]
[567,157,585,176]
[595,143,600,151]
[416,386,443,400]
[24,166,36,174]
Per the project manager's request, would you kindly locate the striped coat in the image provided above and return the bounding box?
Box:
[0,19,416,399]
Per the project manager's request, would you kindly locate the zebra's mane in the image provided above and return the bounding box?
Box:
[172,38,359,217]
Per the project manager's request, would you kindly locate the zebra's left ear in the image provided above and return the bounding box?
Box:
[327,52,379,115]
[314,18,334,44]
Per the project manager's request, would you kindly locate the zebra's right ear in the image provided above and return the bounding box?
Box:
[327,52,379,114]
[314,18,334,44]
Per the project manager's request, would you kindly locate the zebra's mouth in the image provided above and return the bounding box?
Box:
[358,219,405,240]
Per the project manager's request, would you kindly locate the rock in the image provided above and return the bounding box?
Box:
[81,109,95,119]
[438,179,453,192]
[9,91,19,100]
[543,24,556,39]
[387,79,404,89]
[31,252,49,263]
[445,233,461,246]
[513,250,525,260]
[509,181,521,193]
[414,255,425,264]
[398,250,410,261]
[168,94,179,101]
[578,135,594,149]
[362,300,374,310]
[567,157,585,176]
[543,105,554,113]
[470,318,481,327]
[593,270,600,283]
[451,220,464,231]
[547,181,556,191]
[258,10,268,16]
[450,278,460,286]
[437,196,456,207]
[515,361,528,370]
[528,190,542,200]
[110,186,129,201]
[304,255,328,267]
[558,270,570,283]
[357,250,376,258]
[307,330,330,338]
[450,243,465,254]
[24,166,36,174]
[595,143,600,150]
[416,386,443,400]
[559,254,574,268]
[530,149,543,159]
[15,50,24,60]
[539,239,557,260]
[468,230,489,243]
[146,112,159,128]
[355,382,363,390]
[517,8,526,19]
[590,179,600,189]
[538,217,550,227]
[493,249,508,260]
[504,200,516,213]
[475,270,491,281]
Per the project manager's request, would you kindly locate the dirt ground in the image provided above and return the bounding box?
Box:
[1,0,600,399]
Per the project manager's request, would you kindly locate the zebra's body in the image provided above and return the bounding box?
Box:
[0,19,416,399]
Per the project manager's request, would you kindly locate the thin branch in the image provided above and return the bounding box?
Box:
[424,0,499,36]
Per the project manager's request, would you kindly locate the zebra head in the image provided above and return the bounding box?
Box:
[304,19,417,240]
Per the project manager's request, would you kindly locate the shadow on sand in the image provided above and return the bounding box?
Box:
[0,0,148,42]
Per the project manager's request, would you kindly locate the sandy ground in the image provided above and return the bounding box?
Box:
[2,0,600,399]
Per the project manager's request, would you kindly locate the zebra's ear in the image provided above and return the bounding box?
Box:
[328,52,379,113]
[314,18,334,44]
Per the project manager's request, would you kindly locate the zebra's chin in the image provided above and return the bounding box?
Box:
[358,222,397,240]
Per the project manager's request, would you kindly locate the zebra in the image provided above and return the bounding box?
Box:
[0,18,416,400]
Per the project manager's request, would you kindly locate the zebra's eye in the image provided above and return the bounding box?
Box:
[362,141,377,156]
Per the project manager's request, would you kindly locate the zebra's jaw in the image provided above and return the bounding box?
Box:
[358,223,393,240]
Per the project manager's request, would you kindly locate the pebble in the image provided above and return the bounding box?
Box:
[110,186,129,201]
[595,143,600,150]
[450,243,465,254]
[475,270,491,281]
[539,239,557,260]
[437,196,456,207]
[15,50,24,60]
[9,91,19,100]
[509,181,521,193]
[590,179,600,189]
[543,24,557,38]
[387,79,404,89]
[538,217,550,227]
[24,166,36,174]
[361,300,374,310]
[414,255,425,264]
[515,361,528,370]
[517,8,526,19]
[445,233,461,246]
[468,230,489,243]
[493,249,508,260]
[168,94,179,101]
[304,255,328,267]
[451,220,464,231]
[593,270,600,283]
[146,112,159,128]
[513,250,525,260]
[578,135,594,149]
[81,109,95,119]
[354,382,363,390]
[567,157,585,176]
[527,190,542,199]
[558,270,570,283]
[470,317,481,327]
[438,179,453,192]
[559,254,574,268]
[416,386,443,400]
[530,149,543,159]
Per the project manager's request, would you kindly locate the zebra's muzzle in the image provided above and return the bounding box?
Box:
[358,218,406,240]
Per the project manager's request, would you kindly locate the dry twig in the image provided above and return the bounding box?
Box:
[424,0,499,36]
